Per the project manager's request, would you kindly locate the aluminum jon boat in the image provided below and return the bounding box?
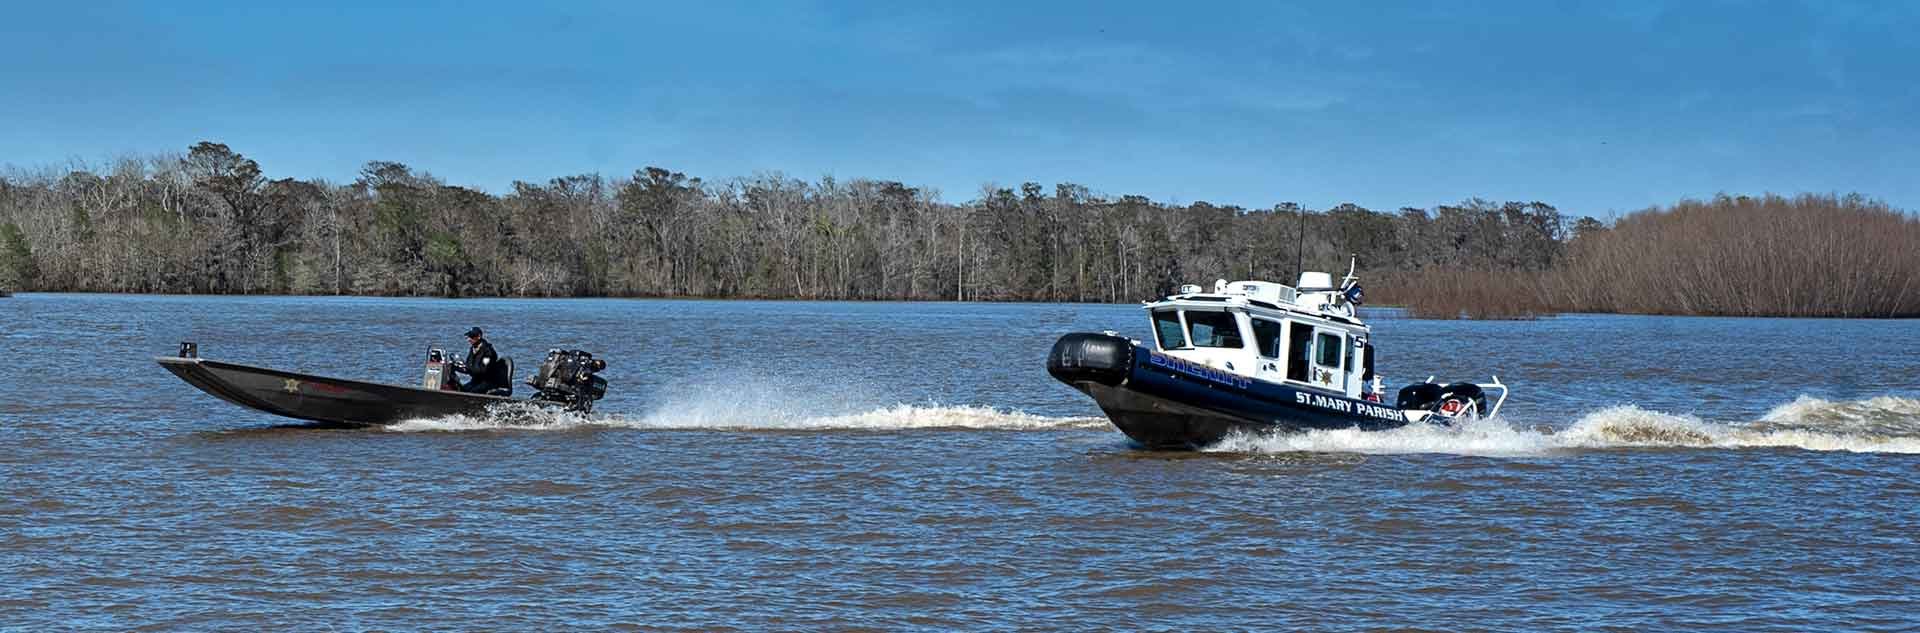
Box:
[157,342,609,426]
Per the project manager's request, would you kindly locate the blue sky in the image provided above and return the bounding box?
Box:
[3,1,1915,217]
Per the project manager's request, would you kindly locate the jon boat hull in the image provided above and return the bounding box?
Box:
[157,356,531,426]
[1047,333,1412,449]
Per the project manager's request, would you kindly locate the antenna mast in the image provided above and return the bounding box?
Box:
[1293,206,1307,281]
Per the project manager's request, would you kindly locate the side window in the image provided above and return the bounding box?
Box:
[1184,311,1244,348]
[1315,331,1345,368]
[1152,310,1186,349]
[1286,321,1313,381]
[1252,318,1283,359]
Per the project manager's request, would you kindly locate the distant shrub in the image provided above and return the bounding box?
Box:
[1550,193,1920,318]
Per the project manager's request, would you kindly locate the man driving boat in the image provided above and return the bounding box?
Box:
[454,326,510,394]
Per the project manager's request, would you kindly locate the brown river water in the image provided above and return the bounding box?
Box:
[3,294,1917,630]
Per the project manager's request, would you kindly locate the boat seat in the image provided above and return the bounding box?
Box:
[486,358,514,397]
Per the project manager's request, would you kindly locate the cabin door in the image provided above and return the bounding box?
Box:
[1309,327,1347,393]
[1251,317,1286,383]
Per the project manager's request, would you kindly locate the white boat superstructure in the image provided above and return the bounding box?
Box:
[1150,268,1378,404]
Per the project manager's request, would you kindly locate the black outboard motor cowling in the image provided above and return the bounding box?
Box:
[529,349,609,412]
[1396,382,1443,410]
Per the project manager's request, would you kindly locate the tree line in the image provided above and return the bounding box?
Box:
[2,142,1912,317]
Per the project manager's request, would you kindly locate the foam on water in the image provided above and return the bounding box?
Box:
[385,401,600,432]
[629,402,1105,431]
[387,369,1103,433]
[1207,415,1557,457]
[383,388,1920,455]
[1209,395,1920,456]
[1760,395,1920,430]
[386,403,1103,433]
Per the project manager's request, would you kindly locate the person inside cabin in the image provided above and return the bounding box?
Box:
[454,326,509,394]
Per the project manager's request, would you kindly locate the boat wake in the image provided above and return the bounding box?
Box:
[387,371,1110,433]
[1207,395,1920,456]
[382,390,1919,456]
[385,400,1106,434]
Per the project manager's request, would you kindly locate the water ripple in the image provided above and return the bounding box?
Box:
[3,295,1918,630]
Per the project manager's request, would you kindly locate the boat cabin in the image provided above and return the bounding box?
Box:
[1143,272,1376,400]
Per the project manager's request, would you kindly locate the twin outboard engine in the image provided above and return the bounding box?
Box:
[529,349,609,413]
[1396,381,1488,419]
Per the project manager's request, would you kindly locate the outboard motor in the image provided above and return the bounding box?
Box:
[1436,383,1489,417]
[1397,381,1488,419]
[1396,382,1443,411]
[528,349,609,413]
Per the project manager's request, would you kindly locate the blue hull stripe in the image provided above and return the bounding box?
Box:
[1126,346,1408,431]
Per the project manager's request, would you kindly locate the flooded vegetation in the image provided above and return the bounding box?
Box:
[1550,193,1920,317]
[1383,194,1920,319]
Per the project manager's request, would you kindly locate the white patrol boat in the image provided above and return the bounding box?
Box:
[1046,260,1507,450]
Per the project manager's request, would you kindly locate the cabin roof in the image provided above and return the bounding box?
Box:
[1145,292,1365,328]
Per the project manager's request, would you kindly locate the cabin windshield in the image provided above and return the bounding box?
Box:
[1252,318,1283,358]
[1184,310,1243,348]
[1152,310,1186,349]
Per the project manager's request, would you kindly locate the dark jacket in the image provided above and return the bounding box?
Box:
[462,338,508,386]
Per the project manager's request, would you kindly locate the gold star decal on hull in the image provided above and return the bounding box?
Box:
[283,378,301,394]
